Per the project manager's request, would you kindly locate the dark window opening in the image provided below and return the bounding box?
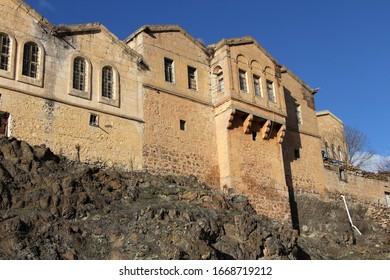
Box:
[0,33,10,71]
[89,114,98,127]
[252,131,257,141]
[188,66,197,90]
[0,112,9,136]
[73,57,86,91]
[22,42,39,78]
[339,168,347,182]
[180,119,186,131]
[164,58,174,83]
[239,69,247,92]
[102,66,113,99]
[294,149,300,159]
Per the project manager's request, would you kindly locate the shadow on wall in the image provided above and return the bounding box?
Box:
[282,87,302,232]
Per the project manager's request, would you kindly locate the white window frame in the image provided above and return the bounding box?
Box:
[253,74,262,97]
[0,31,16,80]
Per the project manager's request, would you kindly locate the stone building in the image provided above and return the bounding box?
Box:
[316,110,347,162]
[0,0,388,225]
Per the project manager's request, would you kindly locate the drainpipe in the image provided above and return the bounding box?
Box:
[341,195,362,235]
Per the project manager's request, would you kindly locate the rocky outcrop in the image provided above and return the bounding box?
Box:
[0,137,298,260]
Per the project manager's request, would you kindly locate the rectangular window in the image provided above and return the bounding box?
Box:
[89,114,99,127]
[253,75,261,96]
[217,72,224,92]
[239,70,248,92]
[187,66,197,90]
[22,42,39,78]
[164,58,174,83]
[0,33,10,71]
[266,80,275,102]
[296,104,302,124]
[294,149,300,159]
[252,131,257,141]
[180,119,186,131]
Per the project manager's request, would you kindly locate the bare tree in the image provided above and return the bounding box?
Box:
[376,157,390,172]
[344,125,374,167]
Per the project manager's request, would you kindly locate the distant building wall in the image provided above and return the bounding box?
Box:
[324,163,389,207]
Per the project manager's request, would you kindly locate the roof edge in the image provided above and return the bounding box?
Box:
[282,68,319,94]
[124,24,209,54]
[316,110,344,125]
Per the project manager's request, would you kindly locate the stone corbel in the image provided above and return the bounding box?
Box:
[243,114,253,134]
[227,108,236,129]
[261,120,271,139]
[277,125,286,144]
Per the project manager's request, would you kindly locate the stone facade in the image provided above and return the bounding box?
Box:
[316,110,347,162]
[0,0,387,225]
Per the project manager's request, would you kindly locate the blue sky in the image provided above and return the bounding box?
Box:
[25,0,390,157]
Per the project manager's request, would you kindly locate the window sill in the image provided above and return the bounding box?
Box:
[99,97,120,108]
[0,69,15,80]
[69,89,91,100]
[17,75,43,87]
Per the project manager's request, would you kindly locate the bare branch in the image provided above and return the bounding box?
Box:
[344,125,375,167]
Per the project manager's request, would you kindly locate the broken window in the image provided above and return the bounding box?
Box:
[0,33,10,71]
[187,66,197,90]
[253,75,261,96]
[266,80,275,102]
[22,42,39,78]
[102,66,113,99]
[164,58,174,83]
[89,114,99,127]
[239,69,248,92]
[73,57,86,91]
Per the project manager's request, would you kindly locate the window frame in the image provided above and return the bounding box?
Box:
[0,31,15,80]
[187,66,197,90]
[164,58,174,83]
[266,80,276,103]
[296,104,303,125]
[239,69,248,93]
[253,74,262,97]
[16,38,45,87]
[72,57,87,91]
[68,54,92,100]
[98,63,120,107]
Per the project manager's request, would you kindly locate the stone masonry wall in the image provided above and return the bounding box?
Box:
[142,88,220,187]
[226,117,291,222]
[1,88,143,169]
[324,163,389,206]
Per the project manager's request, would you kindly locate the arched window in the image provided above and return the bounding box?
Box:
[324,142,329,158]
[331,144,336,159]
[102,66,113,99]
[0,33,10,71]
[73,57,86,91]
[338,146,343,161]
[22,42,39,78]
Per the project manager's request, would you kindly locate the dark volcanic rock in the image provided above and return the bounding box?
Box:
[0,136,298,260]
